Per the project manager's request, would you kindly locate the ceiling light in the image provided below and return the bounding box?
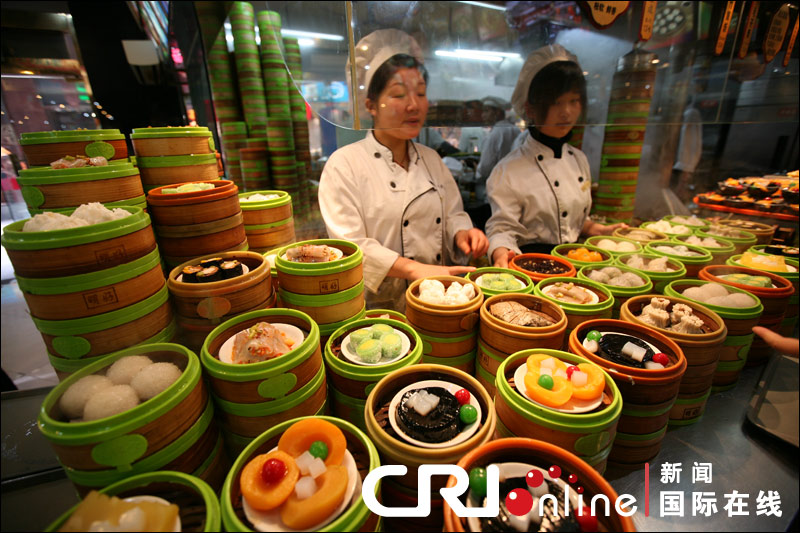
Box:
[459,1,506,11]
[297,38,314,47]
[20,70,35,75]
[435,50,503,62]
[281,29,344,41]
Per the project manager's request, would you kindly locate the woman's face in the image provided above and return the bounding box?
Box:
[367,67,428,139]
[533,90,582,138]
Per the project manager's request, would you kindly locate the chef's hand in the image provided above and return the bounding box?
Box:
[752,327,799,358]
[492,247,517,268]
[390,257,475,281]
[455,228,489,259]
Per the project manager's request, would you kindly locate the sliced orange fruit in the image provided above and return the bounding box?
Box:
[280,464,349,529]
[570,363,605,401]
[278,418,347,466]
[240,450,299,511]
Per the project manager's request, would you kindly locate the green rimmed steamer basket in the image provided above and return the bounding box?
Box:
[20,129,128,166]
[728,254,799,336]
[324,317,423,431]
[494,349,622,473]
[665,279,763,391]
[239,190,296,253]
[18,161,145,214]
[131,126,215,157]
[584,235,643,257]
[137,153,219,191]
[534,277,615,346]
[552,243,614,269]
[672,233,735,265]
[221,416,381,532]
[200,308,327,451]
[578,264,653,318]
[645,241,713,278]
[465,266,534,298]
[46,471,221,532]
[37,343,227,494]
[696,227,757,256]
[615,252,686,293]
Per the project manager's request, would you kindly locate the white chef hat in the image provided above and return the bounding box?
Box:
[511,44,581,118]
[481,96,511,111]
[346,29,424,122]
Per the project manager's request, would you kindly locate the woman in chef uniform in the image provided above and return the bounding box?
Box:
[318,29,488,310]
[486,45,626,268]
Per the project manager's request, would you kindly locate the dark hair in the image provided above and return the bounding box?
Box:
[367,54,428,102]
[527,61,586,123]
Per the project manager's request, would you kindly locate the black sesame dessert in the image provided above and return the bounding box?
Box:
[391,383,480,446]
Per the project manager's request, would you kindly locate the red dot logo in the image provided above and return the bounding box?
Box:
[568,473,578,484]
[548,465,562,479]
[577,486,585,494]
[526,469,544,488]
[505,488,534,516]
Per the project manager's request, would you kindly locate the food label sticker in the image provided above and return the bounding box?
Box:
[639,1,658,41]
[318,279,340,294]
[715,1,737,55]
[763,4,792,63]
[83,287,119,309]
[738,1,760,59]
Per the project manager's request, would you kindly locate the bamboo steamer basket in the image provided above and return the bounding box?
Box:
[48,320,177,380]
[615,252,686,293]
[37,284,173,361]
[200,308,326,438]
[645,242,712,278]
[665,280,763,391]
[138,154,219,190]
[221,416,380,532]
[365,364,495,491]
[405,276,484,335]
[18,161,144,214]
[38,343,219,493]
[279,281,365,326]
[147,179,241,226]
[163,239,249,269]
[673,234,735,265]
[613,226,669,244]
[154,213,247,258]
[585,235,642,257]
[276,239,363,295]
[510,253,576,283]
[699,265,794,367]
[640,220,704,238]
[728,253,798,335]
[494,349,622,473]
[465,267,533,298]
[1,206,156,279]
[245,218,295,251]
[661,214,711,231]
[552,243,614,269]
[568,319,686,466]
[20,129,127,166]
[696,227,757,256]
[534,277,615,346]
[443,438,636,532]
[324,317,423,429]
[365,309,408,322]
[16,247,164,321]
[577,264,653,318]
[620,295,726,423]
[422,350,476,374]
[131,126,215,156]
[716,219,775,245]
[416,326,478,358]
[318,305,367,347]
[238,190,292,225]
[47,471,222,532]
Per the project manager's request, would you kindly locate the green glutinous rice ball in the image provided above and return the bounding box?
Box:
[370,323,393,339]
[356,339,382,363]
[381,333,402,358]
[349,329,373,351]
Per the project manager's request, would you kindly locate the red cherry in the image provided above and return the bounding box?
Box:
[653,353,669,365]
[566,365,579,379]
[454,388,471,405]
[576,505,598,532]
[568,473,578,484]
[526,469,544,488]
[261,458,287,484]
[505,488,533,516]
[548,465,561,479]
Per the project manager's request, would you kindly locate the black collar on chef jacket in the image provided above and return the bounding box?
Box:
[528,126,573,159]
[367,130,421,168]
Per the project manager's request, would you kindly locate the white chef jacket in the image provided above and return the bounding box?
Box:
[486,133,592,258]
[318,131,474,311]
[476,119,520,181]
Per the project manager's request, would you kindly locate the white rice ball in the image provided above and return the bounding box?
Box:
[705,295,730,307]
[682,287,708,302]
[726,292,757,308]
[703,283,730,299]
[83,385,140,421]
[600,266,622,278]
[617,241,637,252]
[105,355,153,385]
[130,362,182,401]
[596,239,617,251]
[59,375,114,420]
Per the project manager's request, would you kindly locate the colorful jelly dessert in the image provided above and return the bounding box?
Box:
[522,354,604,408]
[720,273,772,287]
[738,251,797,272]
[57,490,179,532]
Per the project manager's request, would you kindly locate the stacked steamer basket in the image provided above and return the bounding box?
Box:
[569,320,686,470]
[239,190,296,253]
[700,265,794,367]
[365,364,496,532]
[201,309,327,456]
[48,471,222,532]
[493,349,622,474]
[221,416,381,532]
[578,263,653,318]
[620,295,727,425]
[466,266,534,298]
[284,37,315,222]
[220,121,249,188]
[477,294,567,397]
[324,316,423,431]
[168,251,275,353]
[443,438,636,532]
[239,146,270,191]
[207,29,244,125]
[405,276,484,375]
[276,240,365,346]
[535,277,615,345]
[131,127,218,192]
[595,49,657,222]
[20,129,128,166]
[1,206,175,379]
[18,160,145,215]
[147,180,248,268]
[231,2,269,133]
[665,280,763,391]
[37,343,227,494]
[615,252,686,293]
[727,251,799,335]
